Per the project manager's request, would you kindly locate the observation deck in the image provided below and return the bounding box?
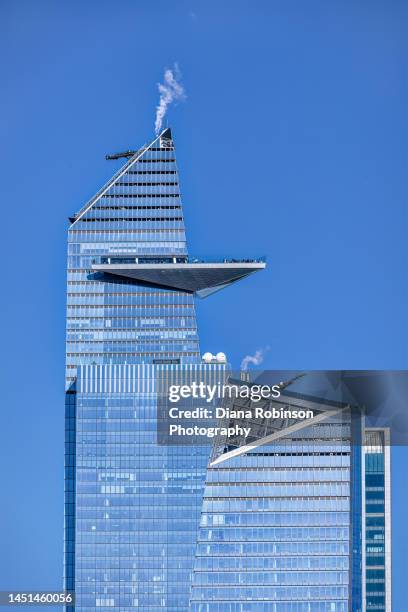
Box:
[91,256,266,298]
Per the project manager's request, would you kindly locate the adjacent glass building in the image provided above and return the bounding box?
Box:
[65,129,391,611]
[363,429,391,612]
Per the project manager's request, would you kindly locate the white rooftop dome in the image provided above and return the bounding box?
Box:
[202,352,214,363]
[216,352,227,363]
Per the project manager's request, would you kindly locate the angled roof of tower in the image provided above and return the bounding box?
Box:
[69,128,170,226]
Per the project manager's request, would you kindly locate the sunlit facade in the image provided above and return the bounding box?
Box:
[72,364,222,610]
[190,390,363,612]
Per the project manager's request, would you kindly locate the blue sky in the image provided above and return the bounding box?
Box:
[0,0,406,608]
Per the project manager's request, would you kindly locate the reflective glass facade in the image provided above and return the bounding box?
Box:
[73,364,221,610]
[363,429,391,612]
[191,413,359,612]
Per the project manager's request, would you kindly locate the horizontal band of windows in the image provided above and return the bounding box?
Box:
[78,217,183,223]
[127,170,177,174]
[68,253,187,260]
[203,482,350,488]
[73,548,338,556]
[67,274,188,282]
[68,347,200,354]
[77,568,348,584]
[67,325,197,330]
[68,330,195,336]
[66,314,194,318]
[196,540,349,548]
[68,268,186,276]
[145,147,174,151]
[66,288,193,295]
[68,314,192,321]
[67,309,195,317]
[135,158,175,163]
[66,340,198,350]
[66,351,199,357]
[66,294,193,300]
[146,146,174,152]
[74,489,349,501]
[189,570,349,575]
[205,482,349,487]
[365,513,386,518]
[78,561,349,570]
[73,558,348,566]
[243,452,350,458]
[68,229,184,234]
[67,304,194,309]
[67,314,195,320]
[68,325,194,331]
[204,490,350,502]
[67,291,191,297]
[67,321,196,329]
[189,598,348,603]
[66,347,199,356]
[202,497,350,502]
[69,337,198,345]
[66,338,198,345]
[67,316,196,321]
[91,205,181,210]
[207,467,350,473]
[115,182,178,187]
[190,581,349,589]
[202,532,349,544]
[101,193,180,198]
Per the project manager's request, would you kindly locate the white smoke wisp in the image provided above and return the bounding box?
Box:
[240,346,270,371]
[154,64,186,135]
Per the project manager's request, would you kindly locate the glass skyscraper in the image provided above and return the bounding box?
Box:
[64,128,263,610]
[65,128,199,607]
[65,128,391,611]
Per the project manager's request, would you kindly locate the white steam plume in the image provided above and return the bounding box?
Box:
[154,64,186,135]
[240,346,270,371]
